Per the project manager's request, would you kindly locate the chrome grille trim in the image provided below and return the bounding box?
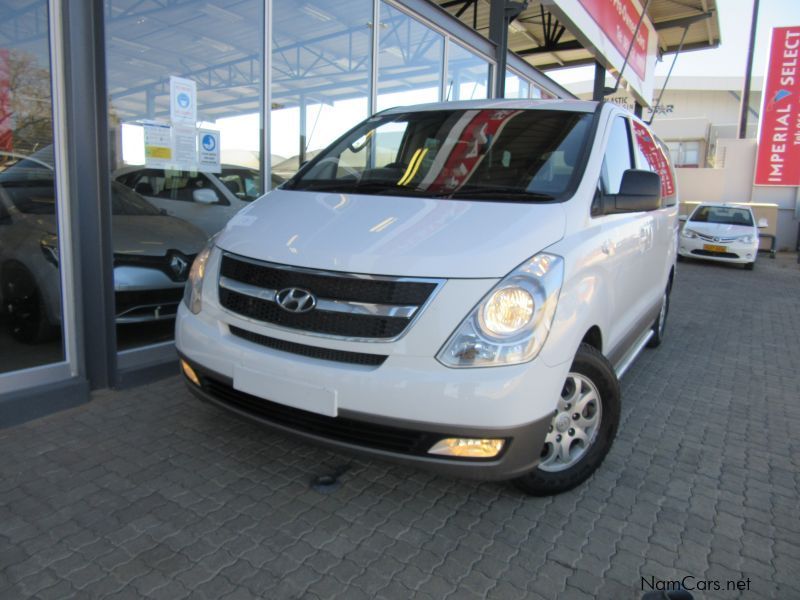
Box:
[219,276,419,318]
[217,252,445,342]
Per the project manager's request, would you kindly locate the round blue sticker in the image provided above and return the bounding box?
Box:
[177,92,191,109]
[202,134,216,152]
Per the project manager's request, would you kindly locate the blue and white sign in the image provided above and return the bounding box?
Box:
[198,129,221,173]
[170,76,196,126]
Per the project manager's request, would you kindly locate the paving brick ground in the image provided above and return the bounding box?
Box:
[1,254,799,599]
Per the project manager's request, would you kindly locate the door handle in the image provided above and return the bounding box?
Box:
[601,240,612,255]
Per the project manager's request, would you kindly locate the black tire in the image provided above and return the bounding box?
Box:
[1,263,54,343]
[646,278,672,348]
[513,343,620,496]
[744,261,755,270]
[676,254,685,262]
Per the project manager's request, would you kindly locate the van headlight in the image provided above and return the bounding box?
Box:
[183,240,215,314]
[437,253,564,368]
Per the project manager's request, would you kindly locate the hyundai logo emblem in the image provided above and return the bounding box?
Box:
[275,287,316,313]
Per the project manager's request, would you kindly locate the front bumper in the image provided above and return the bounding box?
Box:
[181,355,552,481]
[678,238,757,264]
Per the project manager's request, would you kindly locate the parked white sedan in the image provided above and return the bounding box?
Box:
[678,204,766,270]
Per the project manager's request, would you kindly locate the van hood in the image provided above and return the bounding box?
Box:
[111,215,207,256]
[215,190,567,278]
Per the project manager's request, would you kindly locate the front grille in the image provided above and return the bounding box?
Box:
[115,288,183,315]
[229,325,387,366]
[691,249,740,259]
[218,253,440,339]
[696,232,736,243]
[200,375,440,455]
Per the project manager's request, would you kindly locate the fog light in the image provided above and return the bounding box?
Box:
[428,438,505,458]
[181,360,200,386]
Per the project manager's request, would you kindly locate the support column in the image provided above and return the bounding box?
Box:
[61,0,117,389]
[738,0,760,138]
[592,61,605,101]
[489,0,508,98]
[634,102,643,118]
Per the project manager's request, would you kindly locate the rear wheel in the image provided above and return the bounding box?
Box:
[513,344,620,496]
[2,264,54,343]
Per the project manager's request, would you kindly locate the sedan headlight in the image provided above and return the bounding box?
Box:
[183,239,215,314]
[737,234,755,244]
[681,228,698,239]
[437,253,564,368]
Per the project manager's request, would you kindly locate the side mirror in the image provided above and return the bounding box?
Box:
[604,169,661,214]
[678,214,688,222]
[192,188,218,204]
[757,218,768,228]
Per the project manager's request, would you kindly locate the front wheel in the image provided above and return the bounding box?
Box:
[513,344,620,496]
[744,261,755,270]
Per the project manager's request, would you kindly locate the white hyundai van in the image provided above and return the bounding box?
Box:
[176,100,678,495]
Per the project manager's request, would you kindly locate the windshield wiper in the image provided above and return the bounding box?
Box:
[445,186,555,201]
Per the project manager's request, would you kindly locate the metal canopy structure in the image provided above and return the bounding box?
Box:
[432,0,720,71]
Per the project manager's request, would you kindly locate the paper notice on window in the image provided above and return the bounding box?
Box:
[170,76,197,127]
[172,126,197,171]
[197,129,221,173]
[143,122,172,169]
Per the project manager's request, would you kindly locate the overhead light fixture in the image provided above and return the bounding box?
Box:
[300,4,334,22]
[200,2,243,22]
[128,57,163,70]
[200,36,234,52]
[111,36,149,53]
[509,20,527,34]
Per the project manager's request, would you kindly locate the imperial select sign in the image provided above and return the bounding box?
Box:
[755,26,800,186]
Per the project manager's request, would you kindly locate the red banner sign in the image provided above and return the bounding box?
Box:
[0,49,11,153]
[755,27,800,186]
[578,0,649,81]
[632,120,675,198]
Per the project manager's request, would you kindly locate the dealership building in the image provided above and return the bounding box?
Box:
[0,0,720,423]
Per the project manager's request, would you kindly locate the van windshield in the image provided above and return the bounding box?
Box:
[285,109,593,202]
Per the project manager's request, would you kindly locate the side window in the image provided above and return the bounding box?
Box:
[600,117,633,196]
[631,121,677,206]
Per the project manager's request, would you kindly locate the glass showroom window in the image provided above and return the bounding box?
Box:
[445,43,489,101]
[104,0,264,351]
[504,71,530,99]
[0,0,67,374]
[377,3,444,111]
[271,0,372,181]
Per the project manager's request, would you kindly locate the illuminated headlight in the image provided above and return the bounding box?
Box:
[183,239,215,314]
[681,228,698,239]
[428,438,505,458]
[737,234,755,244]
[480,286,534,336]
[437,253,564,368]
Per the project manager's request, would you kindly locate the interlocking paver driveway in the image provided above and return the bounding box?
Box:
[1,255,799,600]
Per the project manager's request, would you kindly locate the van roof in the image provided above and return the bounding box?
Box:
[380,99,599,115]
